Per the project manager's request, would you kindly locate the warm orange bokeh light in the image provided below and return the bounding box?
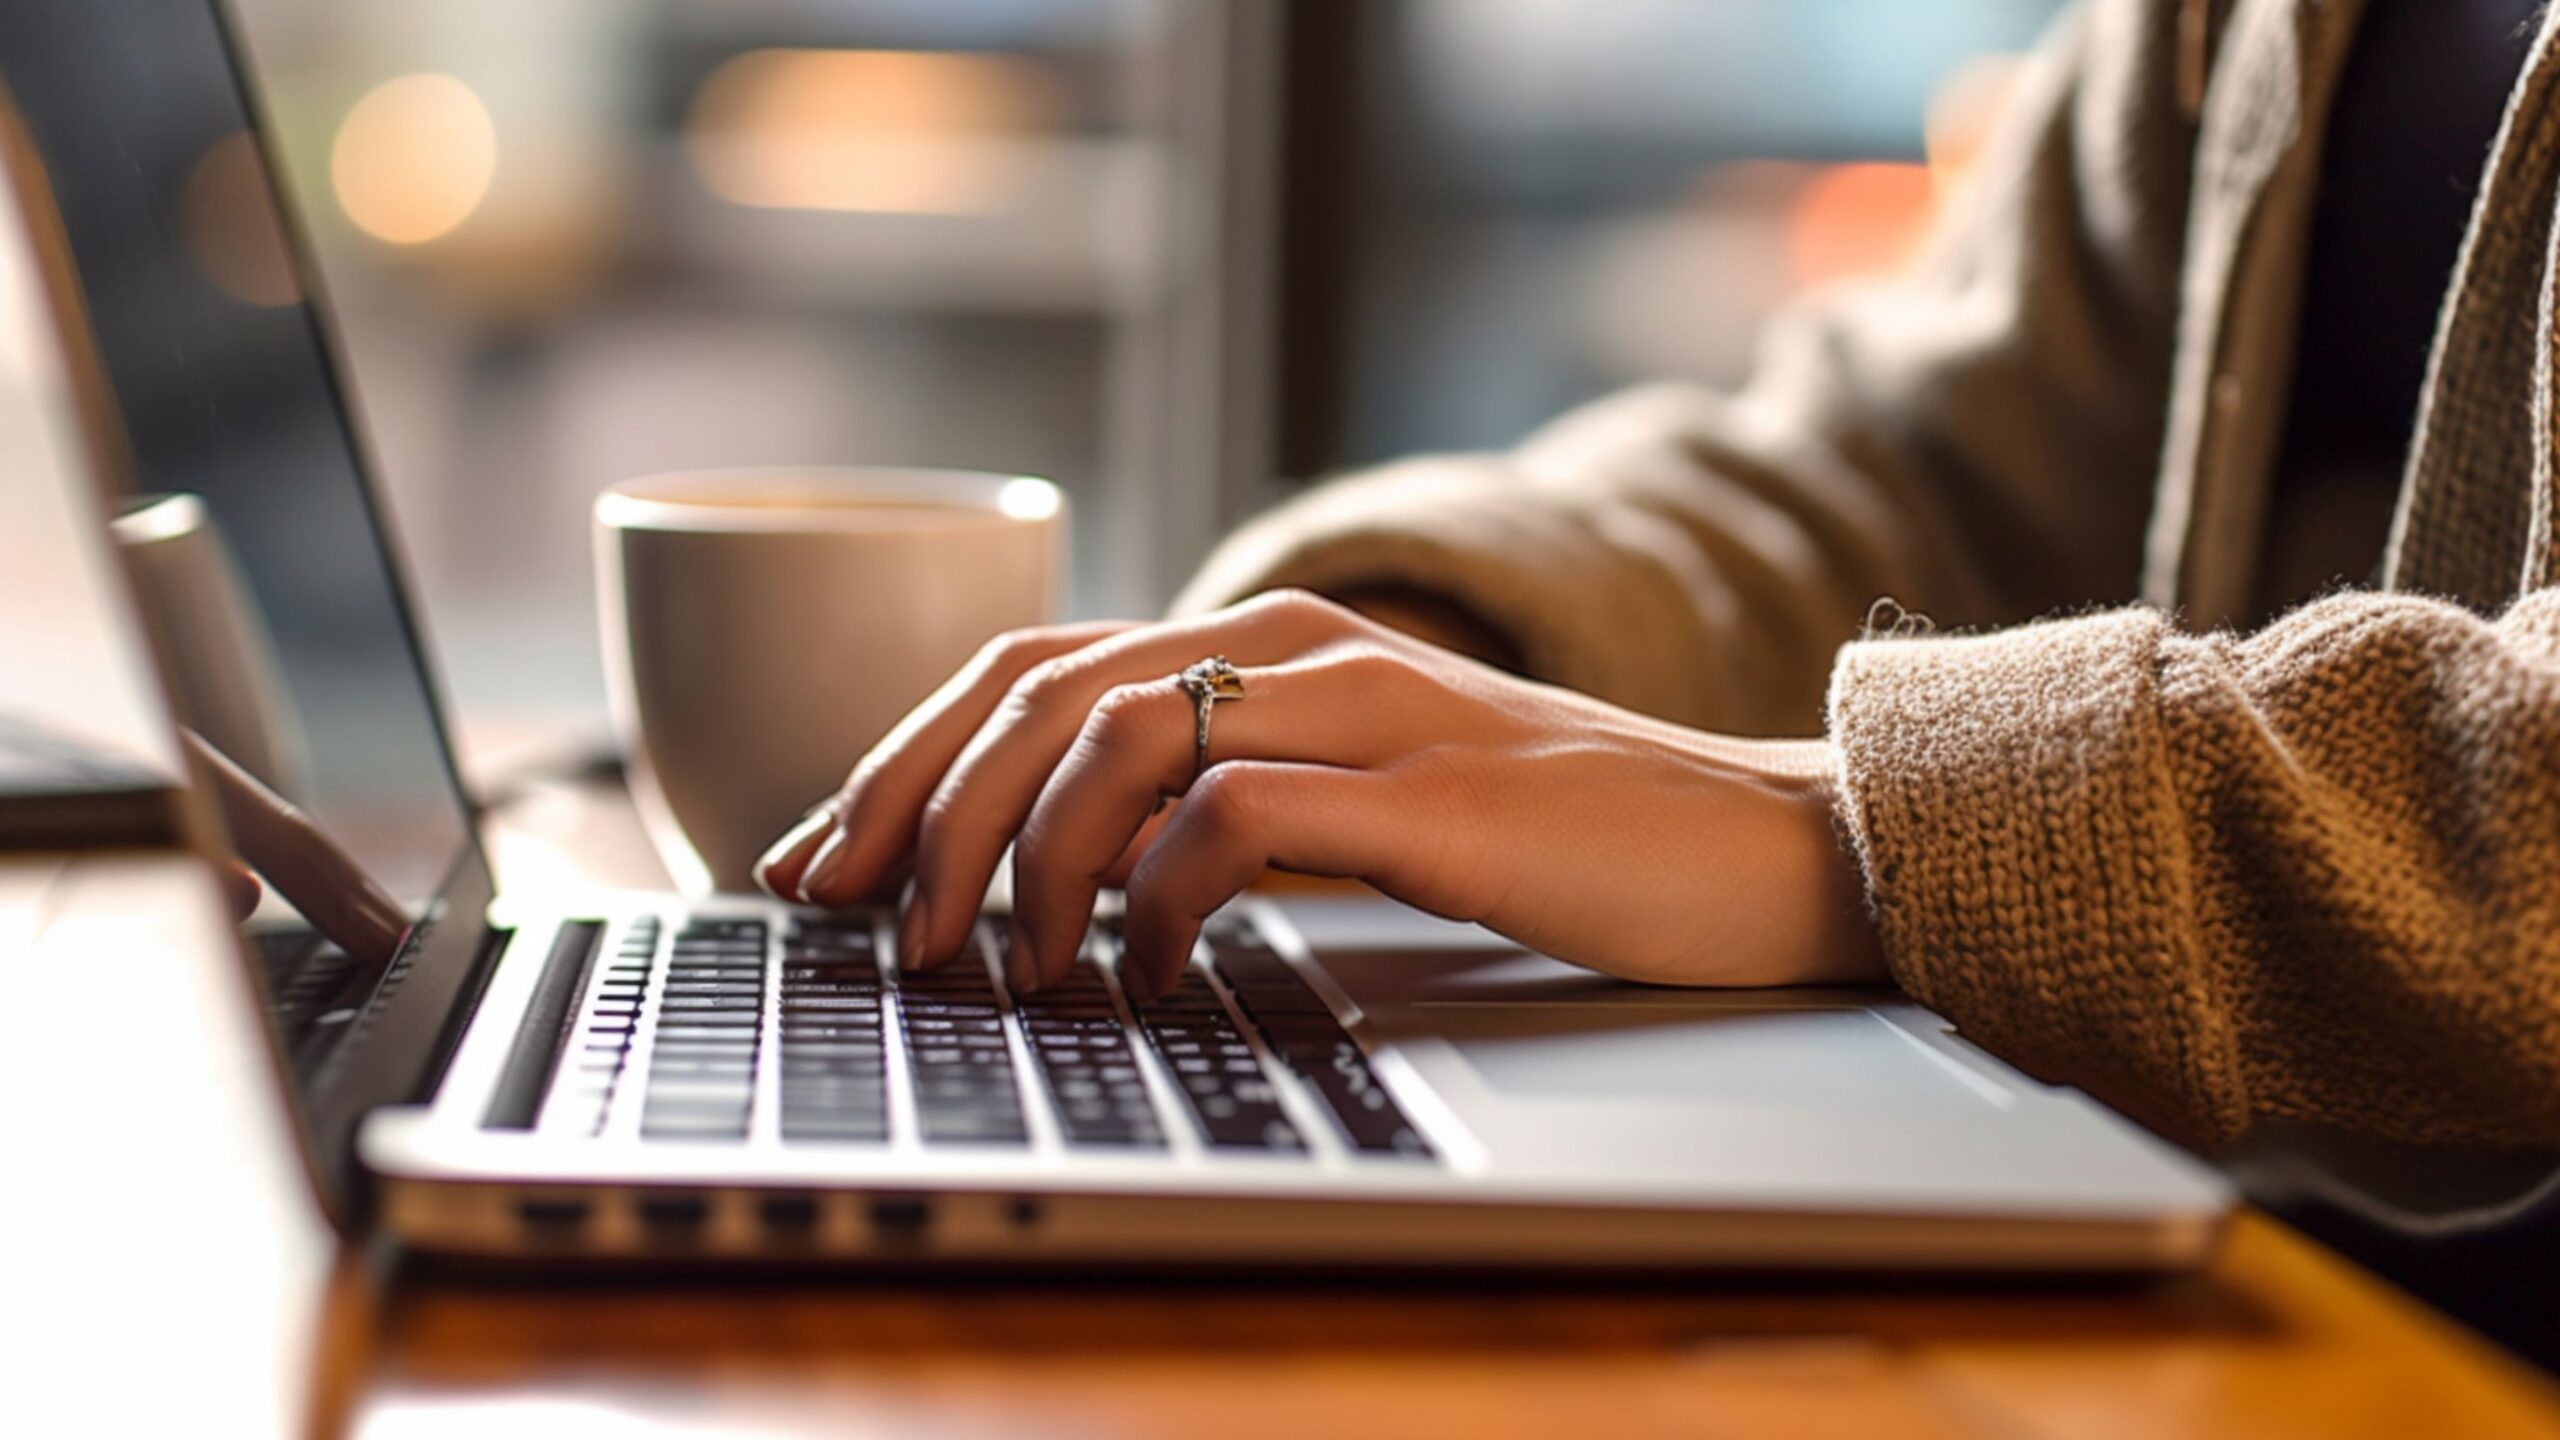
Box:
[685,48,1063,216]
[1776,51,2026,289]
[180,132,299,305]
[331,73,497,246]
[1787,162,1936,287]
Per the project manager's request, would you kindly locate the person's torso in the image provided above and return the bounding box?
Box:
[2252,0,2541,619]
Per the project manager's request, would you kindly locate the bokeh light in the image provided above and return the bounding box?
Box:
[685,48,1059,216]
[180,131,300,305]
[330,73,497,245]
[1787,163,1936,287]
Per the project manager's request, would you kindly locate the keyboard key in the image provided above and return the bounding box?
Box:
[1226,981,1332,1017]
[777,940,886,1145]
[641,1105,750,1140]
[897,942,1029,1147]
[652,1036,759,1056]
[781,1114,889,1142]
[631,920,769,1141]
[1013,963,1167,1149]
[916,1106,1028,1141]
[651,1055,753,1077]
[1253,1018,1432,1158]
[1135,969,1303,1152]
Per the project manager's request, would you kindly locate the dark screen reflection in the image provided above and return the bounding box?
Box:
[0,1,474,915]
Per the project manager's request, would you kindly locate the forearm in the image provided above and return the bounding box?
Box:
[1829,588,2560,1146]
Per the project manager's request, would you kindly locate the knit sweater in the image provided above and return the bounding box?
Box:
[1175,0,2560,1148]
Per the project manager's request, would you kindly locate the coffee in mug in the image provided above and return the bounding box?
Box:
[595,467,1065,893]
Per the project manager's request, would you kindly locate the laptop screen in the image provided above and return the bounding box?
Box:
[0,2,476,922]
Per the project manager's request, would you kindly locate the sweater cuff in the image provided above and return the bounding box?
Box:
[1825,606,2246,1143]
[1172,455,1730,725]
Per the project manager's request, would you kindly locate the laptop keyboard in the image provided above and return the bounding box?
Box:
[256,929,373,1071]
[537,909,1432,1161]
[779,919,895,1143]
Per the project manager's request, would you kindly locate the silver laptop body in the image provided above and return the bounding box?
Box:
[8,0,2228,1273]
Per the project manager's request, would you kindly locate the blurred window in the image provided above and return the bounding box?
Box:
[230,0,2061,772]
[236,0,1172,774]
[1276,0,2066,471]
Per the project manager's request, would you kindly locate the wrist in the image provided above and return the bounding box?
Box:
[1792,746,1891,986]
[1696,735,1890,987]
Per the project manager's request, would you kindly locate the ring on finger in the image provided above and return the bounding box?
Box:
[1174,655,1247,787]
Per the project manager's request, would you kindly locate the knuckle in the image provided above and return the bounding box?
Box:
[1083,682,1166,750]
[1245,586,1346,631]
[913,781,967,854]
[1319,641,1413,689]
[1006,654,1087,714]
[840,750,889,796]
[973,627,1044,676]
[1181,764,1262,837]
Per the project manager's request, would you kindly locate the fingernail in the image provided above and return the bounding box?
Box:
[1003,920,1039,994]
[754,808,835,897]
[897,895,932,972]
[797,828,853,904]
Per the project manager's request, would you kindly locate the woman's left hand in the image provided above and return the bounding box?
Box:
[756,589,1886,1000]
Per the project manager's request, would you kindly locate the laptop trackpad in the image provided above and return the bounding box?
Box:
[1424,1004,1996,1110]
[1278,899,2013,1112]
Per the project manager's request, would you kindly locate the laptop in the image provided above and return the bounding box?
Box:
[0,0,2229,1270]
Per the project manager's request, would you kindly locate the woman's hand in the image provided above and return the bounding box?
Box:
[755,590,1886,999]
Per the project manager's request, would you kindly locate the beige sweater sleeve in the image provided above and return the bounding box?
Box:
[1830,589,2560,1148]
[1176,0,2196,734]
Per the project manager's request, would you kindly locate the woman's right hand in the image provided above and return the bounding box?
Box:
[754,590,1885,1001]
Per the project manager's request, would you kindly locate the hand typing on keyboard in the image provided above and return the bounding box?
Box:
[754,589,1887,1001]
[578,909,1432,1157]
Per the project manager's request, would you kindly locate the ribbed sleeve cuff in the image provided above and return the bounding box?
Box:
[1171,455,1731,725]
[1825,606,2246,1143]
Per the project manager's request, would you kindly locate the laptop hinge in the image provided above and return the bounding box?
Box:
[420,921,513,1104]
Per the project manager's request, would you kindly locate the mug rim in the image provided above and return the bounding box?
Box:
[110,491,209,545]
[595,465,1063,535]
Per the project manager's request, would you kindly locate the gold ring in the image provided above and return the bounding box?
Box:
[1175,655,1246,786]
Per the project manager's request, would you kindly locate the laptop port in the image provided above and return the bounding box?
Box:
[868,1194,932,1245]
[758,1193,822,1235]
[637,1192,710,1237]
[516,1195,589,1237]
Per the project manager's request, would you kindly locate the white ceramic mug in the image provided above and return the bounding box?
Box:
[595,467,1065,894]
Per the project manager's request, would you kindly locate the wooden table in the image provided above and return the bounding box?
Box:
[340,1212,2558,1440]
[11,777,2560,1439]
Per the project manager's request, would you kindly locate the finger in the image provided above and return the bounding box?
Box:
[1096,806,1170,889]
[215,858,263,921]
[1007,653,1417,989]
[1119,762,1419,1001]
[866,590,1370,966]
[782,619,1135,904]
[752,793,842,900]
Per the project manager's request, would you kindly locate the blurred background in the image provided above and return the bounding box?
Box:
[226,0,2067,780]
